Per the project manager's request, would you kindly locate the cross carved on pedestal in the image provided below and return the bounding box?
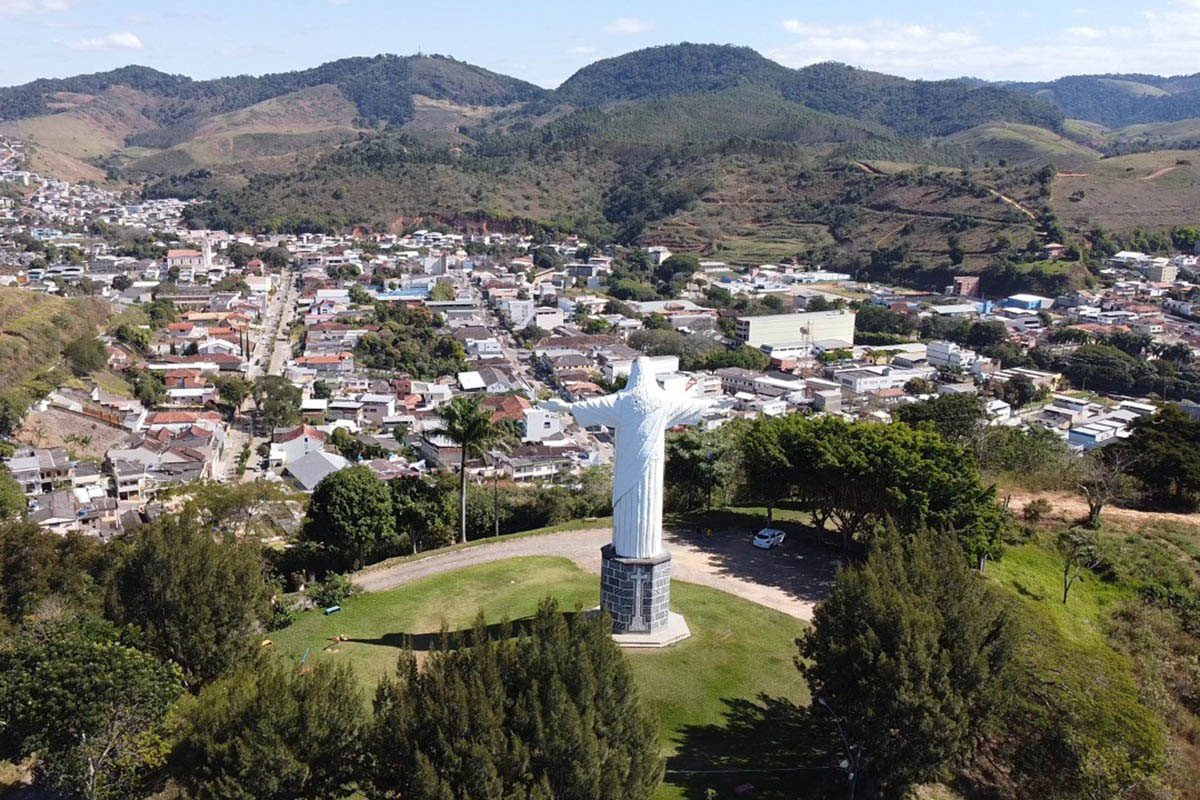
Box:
[630,569,647,632]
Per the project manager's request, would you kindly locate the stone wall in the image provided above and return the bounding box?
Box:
[600,544,672,633]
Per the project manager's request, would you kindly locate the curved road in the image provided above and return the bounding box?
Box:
[355,527,841,621]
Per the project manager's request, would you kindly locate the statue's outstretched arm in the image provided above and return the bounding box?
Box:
[665,395,712,428]
[548,392,622,429]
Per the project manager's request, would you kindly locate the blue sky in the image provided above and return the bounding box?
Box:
[2,0,1200,88]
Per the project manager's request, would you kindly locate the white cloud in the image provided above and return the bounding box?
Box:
[771,3,1200,81]
[604,16,651,34]
[68,31,144,51]
[0,0,69,16]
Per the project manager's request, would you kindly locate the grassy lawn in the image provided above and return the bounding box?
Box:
[90,369,134,398]
[988,541,1134,647]
[358,516,614,575]
[985,539,1166,782]
[271,556,810,799]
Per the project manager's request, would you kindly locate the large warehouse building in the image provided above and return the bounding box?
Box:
[733,309,856,349]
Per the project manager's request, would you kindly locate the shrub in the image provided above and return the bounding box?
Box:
[308,572,356,609]
[1022,497,1052,523]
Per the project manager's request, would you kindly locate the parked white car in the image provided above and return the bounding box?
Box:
[752,528,786,550]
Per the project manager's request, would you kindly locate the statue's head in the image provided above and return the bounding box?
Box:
[626,356,655,391]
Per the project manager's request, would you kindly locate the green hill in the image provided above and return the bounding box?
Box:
[0,54,546,128]
[0,289,112,392]
[550,46,1064,138]
[553,43,792,106]
[5,44,1197,270]
[946,122,1101,168]
[1005,72,1200,127]
[785,62,1064,138]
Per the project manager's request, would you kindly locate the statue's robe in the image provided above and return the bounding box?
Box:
[566,373,710,559]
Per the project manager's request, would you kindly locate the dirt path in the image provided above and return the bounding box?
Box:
[355,527,840,621]
[1001,489,1200,529]
[985,188,1038,220]
[1140,165,1180,181]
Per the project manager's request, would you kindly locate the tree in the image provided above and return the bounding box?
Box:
[1105,330,1153,358]
[0,468,24,520]
[254,375,302,430]
[856,305,917,337]
[390,476,454,554]
[212,375,251,414]
[894,393,984,444]
[128,368,165,408]
[805,295,846,312]
[1074,448,1136,526]
[64,336,107,375]
[368,600,662,800]
[904,377,935,395]
[642,313,671,330]
[303,465,394,570]
[654,253,699,286]
[142,298,177,328]
[738,415,1005,560]
[438,395,509,544]
[985,341,1032,369]
[428,281,456,301]
[947,234,965,265]
[0,521,102,623]
[0,615,183,800]
[107,517,272,686]
[1056,526,1104,604]
[226,242,260,269]
[1064,344,1148,395]
[977,426,1071,488]
[1117,404,1200,510]
[0,390,29,436]
[311,379,333,400]
[348,283,374,305]
[800,529,1015,798]
[175,660,364,800]
[965,321,1008,351]
[111,274,132,291]
[737,415,799,523]
[664,427,737,512]
[115,323,152,352]
[999,373,1039,408]
[260,246,292,270]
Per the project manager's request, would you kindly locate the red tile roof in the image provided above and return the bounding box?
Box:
[274,424,328,444]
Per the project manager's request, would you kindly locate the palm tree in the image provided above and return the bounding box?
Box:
[438,395,509,544]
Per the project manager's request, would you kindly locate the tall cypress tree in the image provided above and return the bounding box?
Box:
[800,529,1016,799]
[367,601,662,800]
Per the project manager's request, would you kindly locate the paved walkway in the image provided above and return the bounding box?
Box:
[355,527,841,621]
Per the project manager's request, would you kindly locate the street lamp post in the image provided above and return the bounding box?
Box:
[817,697,859,800]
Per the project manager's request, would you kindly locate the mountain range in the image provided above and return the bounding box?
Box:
[2,44,1198,281]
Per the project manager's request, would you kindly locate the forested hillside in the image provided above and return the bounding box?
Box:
[5,44,1200,273]
[1005,72,1200,127]
[550,45,1065,137]
[0,55,545,127]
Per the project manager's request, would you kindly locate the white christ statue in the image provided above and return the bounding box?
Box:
[544,357,711,559]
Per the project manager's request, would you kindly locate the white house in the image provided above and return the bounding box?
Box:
[269,425,329,469]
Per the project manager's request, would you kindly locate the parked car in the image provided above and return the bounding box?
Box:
[752,528,786,550]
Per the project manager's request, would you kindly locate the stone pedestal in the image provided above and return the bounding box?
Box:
[600,544,673,634]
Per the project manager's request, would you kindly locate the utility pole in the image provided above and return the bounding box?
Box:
[492,460,500,538]
[817,697,860,800]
